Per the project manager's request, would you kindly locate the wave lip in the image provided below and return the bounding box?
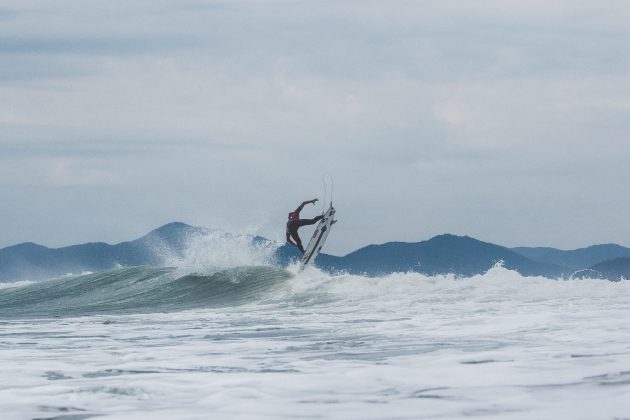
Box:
[0,265,293,318]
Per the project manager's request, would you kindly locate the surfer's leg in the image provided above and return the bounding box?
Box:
[296,215,323,228]
[292,234,305,253]
[289,227,305,253]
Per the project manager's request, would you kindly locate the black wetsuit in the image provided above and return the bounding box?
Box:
[286,215,323,253]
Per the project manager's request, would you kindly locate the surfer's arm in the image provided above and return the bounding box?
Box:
[294,199,318,213]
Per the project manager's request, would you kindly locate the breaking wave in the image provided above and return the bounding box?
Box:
[0,266,293,318]
[1,260,627,319]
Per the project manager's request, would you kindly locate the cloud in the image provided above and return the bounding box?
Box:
[1,1,630,252]
[433,101,481,129]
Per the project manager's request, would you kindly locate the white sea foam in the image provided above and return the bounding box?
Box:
[0,280,35,289]
[164,229,278,276]
[0,267,629,419]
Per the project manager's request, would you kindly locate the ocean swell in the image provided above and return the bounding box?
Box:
[0,266,293,318]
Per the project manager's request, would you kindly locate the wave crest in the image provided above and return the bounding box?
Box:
[0,266,292,318]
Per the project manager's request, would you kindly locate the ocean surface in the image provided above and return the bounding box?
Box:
[1,242,630,419]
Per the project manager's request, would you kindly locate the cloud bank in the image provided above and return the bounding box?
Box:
[1,0,629,254]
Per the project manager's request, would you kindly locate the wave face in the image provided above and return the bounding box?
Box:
[0,258,622,319]
[0,266,293,318]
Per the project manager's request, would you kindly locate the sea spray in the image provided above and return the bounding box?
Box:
[162,229,279,276]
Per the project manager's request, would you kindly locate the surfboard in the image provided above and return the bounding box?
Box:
[299,203,336,271]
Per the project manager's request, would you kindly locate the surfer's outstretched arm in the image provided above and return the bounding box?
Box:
[294,198,318,214]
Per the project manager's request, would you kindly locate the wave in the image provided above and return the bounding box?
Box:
[2,260,627,319]
[0,266,293,318]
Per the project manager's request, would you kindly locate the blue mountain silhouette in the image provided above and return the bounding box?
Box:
[1,223,627,282]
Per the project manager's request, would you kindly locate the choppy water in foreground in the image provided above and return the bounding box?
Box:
[1,264,629,419]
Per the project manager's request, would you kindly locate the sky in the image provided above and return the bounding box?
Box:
[1,0,630,255]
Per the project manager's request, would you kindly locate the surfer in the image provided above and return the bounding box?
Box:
[286,199,323,254]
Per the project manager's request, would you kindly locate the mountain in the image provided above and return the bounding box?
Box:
[589,257,630,281]
[512,244,630,270]
[312,234,566,277]
[0,222,208,282]
[0,223,625,282]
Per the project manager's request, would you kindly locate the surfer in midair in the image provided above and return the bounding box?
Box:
[286,198,323,254]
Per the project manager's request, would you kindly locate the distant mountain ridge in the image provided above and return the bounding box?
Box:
[0,222,209,281]
[275,235,630,280]
[1,222,628,282]
[511,244,630,270]
[589,258,630,281]
[275,234,566,277]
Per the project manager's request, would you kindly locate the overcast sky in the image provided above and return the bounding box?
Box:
[1,0,630,255]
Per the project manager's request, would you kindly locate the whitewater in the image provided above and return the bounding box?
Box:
[1,235,629,419]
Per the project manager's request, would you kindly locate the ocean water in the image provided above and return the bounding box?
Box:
[1,248,630,419]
